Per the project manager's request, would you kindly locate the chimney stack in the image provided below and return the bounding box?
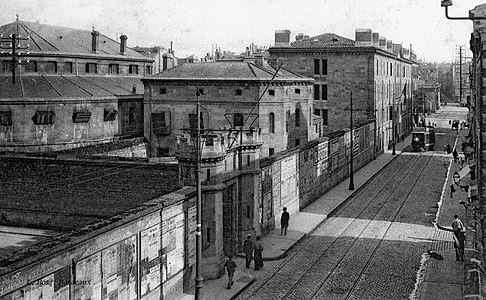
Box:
[386,40,393,53]
[372,33,380,47]
[120,34,127,55]
[91,30,100,53]
[275,30,291,47]
[254,54,265,67]
[379,37,387,51]
[355,29,372,46]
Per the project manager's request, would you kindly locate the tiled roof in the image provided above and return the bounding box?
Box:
[0,157,180,231]
[0,20,149,60]
[0,75,144,99]
[290,33,355,48]
[148,61,312,81]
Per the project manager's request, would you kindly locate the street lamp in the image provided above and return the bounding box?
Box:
[349,91,355,190]
[194,89,203,300]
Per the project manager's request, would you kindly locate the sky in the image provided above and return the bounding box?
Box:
[1,0,484,62]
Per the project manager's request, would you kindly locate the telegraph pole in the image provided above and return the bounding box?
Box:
[195,89,203,300]
[0,33,30,85]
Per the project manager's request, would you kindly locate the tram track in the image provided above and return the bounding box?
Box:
[241,151,434,300]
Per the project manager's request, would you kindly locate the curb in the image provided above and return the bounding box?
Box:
[229,277,256,300]
[239,151,404,262]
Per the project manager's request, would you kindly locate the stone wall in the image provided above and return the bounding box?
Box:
[260,121,375,233]
[0,188,197,300]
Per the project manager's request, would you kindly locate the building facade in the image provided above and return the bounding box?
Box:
[0,19,153,153]
[268,29,414,154]
[142,58,316,158]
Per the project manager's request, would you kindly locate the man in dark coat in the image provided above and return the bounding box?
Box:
[280,207,290,236]
[224,255,237,289]
[243,235,254,268]
[253,236,264,270]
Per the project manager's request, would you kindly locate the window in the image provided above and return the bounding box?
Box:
[314,109,320,116]
[322,59,328,75]
[268,89,275,96]
[295,108,300,126]
[44,61,57,73]
[0,111,12,125]
[314,84,320,100]
[403,66,406,77]
[322,84,328,100]
[295,138,300,146]
[322,109,328,125]
[247,205,251,218]
[389,106,393,120]
[269,148,275,156]
[72,111,91,123]
[286,111,290,133]
[1,61,10,73]
[160,87,166,94]
[189,113,204,130]
[314,59,320,75]
[247,155,251,166]
[206,169,211,181]
[146,65,153,75]
[152,112,170,134]
[206,136,214,146]
[85,63,97,74]
[235,89,242,96]
[64,62,73,73]
[295,88,300,94]
[269,112,275,134]
[233,113,244,127]
[32,111,55,125]
[158,148,169,156]
[104,109,118,121]
[109,64,119,74]
[128,106,135,123]
[129,65,138,74]
[390,63,393,76]
[24,61,37,72]
[376,60,379,75]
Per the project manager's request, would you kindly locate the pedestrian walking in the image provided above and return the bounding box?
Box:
[224,255,237,289]
[450,184,456,198]
[280,207,290,236]
[243,234,254,268]
[452,215,465,261]
[253,236,264,270]
[453,149,458,162]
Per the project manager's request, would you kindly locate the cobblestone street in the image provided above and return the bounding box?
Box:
[237,145,455,299]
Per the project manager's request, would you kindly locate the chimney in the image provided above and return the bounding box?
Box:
[91,30,100,53]
[275,30,291,47]
[386,40,393,52]
[254,54,265,67]
[295,33,305,41]
[372,33,379,47]
[355,29,372,46]
[120,34,127,55]
[379,37,387,51]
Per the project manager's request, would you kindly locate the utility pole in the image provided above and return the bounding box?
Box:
[195,89,203,300]
[0,32,30,85]
[349,91,355,190]
[459,46,463,104]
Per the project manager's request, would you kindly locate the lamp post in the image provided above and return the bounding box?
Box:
[195,89,203,300]
[349,91,355,190]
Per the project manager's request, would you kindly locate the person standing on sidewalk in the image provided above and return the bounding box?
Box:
[280,207,290,236]
[453,149,458,162]
[243,234,254,268]
[253,236,264,270]
[224,255,237,289]
[452,215,465,261]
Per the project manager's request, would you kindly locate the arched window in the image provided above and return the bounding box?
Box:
[233,113,244,127]
[295,108,300,127]
[269,112,275,134]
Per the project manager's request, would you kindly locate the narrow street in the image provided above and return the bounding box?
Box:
[237,127,462,300]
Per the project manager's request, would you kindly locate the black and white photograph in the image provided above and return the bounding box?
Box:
[0,1,483,299]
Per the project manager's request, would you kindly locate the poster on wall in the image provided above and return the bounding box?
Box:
[162,205,185,283]
[101,236,137,300]
[4,267,71,300]
[140,224,161,297]
[272,161,281,213]
[75,252,102,300]
[317,142,328,176]
[187,205,197,266]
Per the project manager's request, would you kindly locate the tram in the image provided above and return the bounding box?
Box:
[411,126,435,151]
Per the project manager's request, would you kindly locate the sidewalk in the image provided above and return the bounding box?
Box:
[178,134,466,300]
